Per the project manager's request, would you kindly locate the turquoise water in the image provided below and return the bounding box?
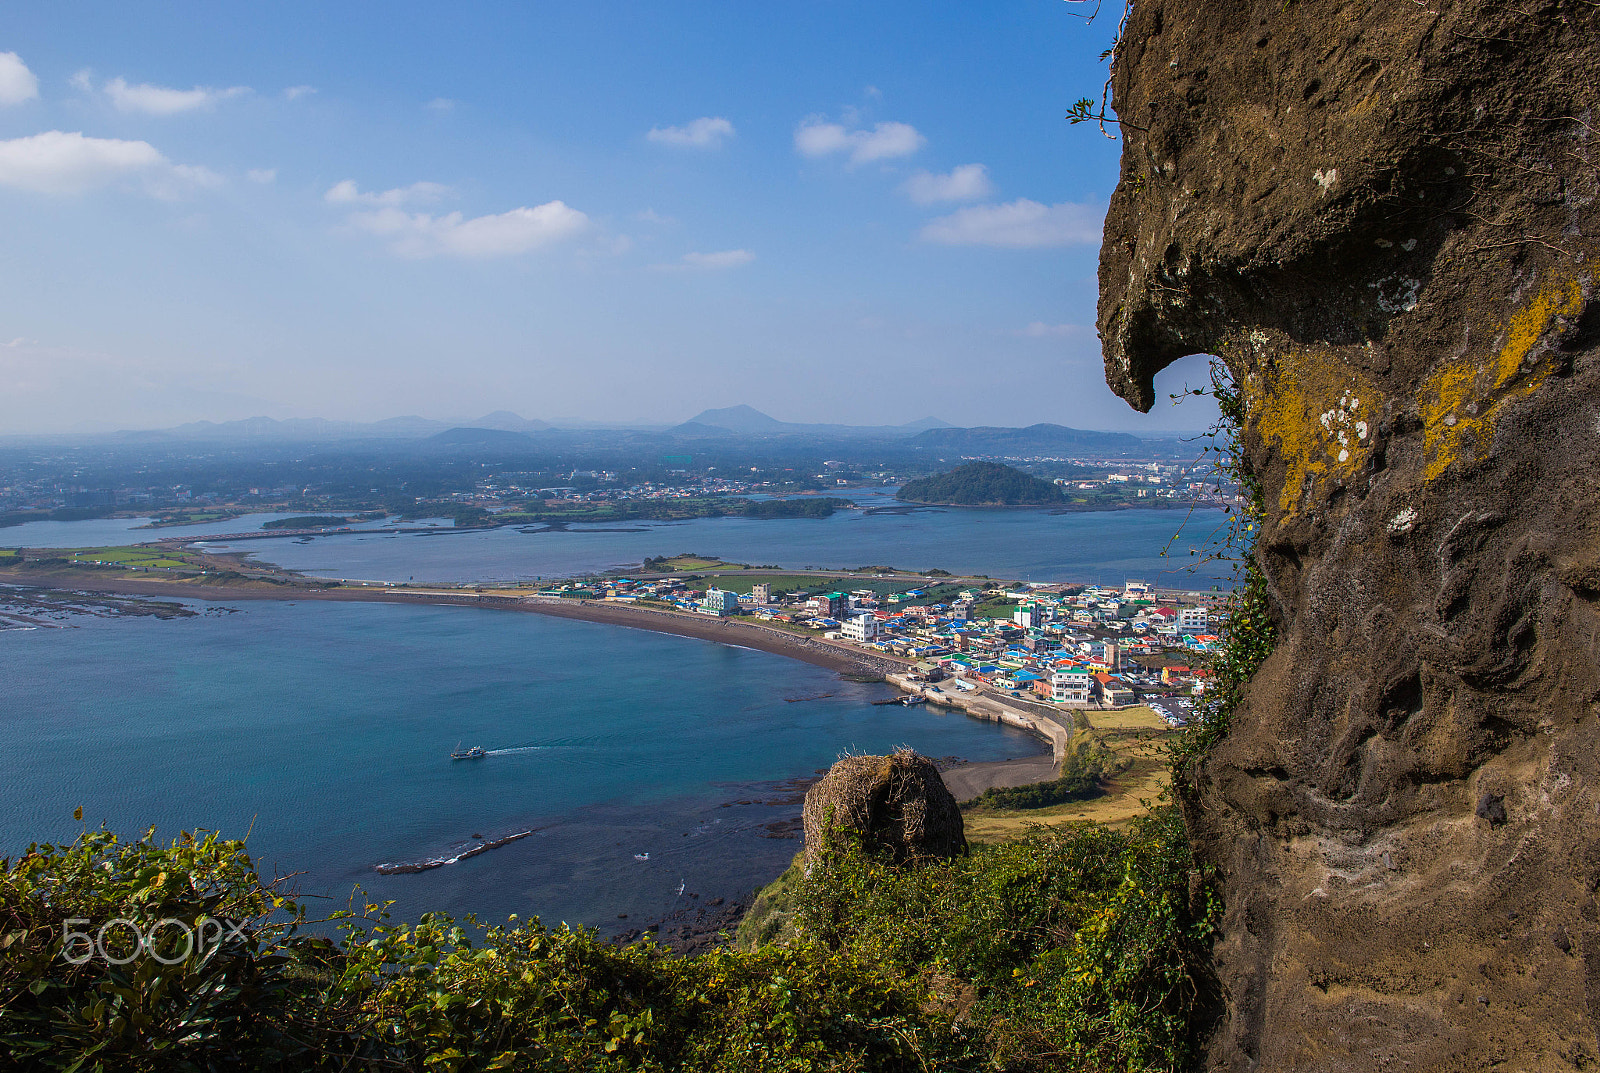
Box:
[1,599,1041,927]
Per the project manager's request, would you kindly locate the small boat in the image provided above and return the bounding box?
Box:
[633,852,650,861]
[451,744,487,760]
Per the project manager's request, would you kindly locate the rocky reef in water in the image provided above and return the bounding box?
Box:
[1097,0,1600,1067]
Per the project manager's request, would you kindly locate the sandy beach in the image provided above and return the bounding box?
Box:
[940,754,1061,801]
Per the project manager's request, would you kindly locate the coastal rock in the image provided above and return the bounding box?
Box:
[802,750,967,864]
[1097,0,1600,1067]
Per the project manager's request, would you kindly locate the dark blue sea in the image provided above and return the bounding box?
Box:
[1,599,1041,929]
[0,496,1236,588]
[208,499,1236,588]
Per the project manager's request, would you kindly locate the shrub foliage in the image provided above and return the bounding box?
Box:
[1,808,1218,1072]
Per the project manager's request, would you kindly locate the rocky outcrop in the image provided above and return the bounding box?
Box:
[1097,0,1600,1068]
[802,751,967,864]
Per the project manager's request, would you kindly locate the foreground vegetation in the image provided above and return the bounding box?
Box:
[1,807,1217,1072]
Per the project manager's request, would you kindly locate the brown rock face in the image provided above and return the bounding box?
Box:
[1097,0,1600,1068]
[801,751,967,864]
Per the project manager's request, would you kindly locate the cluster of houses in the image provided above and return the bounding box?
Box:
[543,574,1223,713]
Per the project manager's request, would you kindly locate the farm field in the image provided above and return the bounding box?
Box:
[962,706,1176,842]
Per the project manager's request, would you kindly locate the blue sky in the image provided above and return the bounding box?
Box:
[0,2,1217,434]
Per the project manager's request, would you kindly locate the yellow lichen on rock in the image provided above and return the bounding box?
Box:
[1422,271,1586,482]
[1245,349,1376,516]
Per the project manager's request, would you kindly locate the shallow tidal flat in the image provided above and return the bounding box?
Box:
[0,598,1042,930]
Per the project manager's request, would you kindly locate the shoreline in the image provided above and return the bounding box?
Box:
[4,569,1058,792]
[0,568,901,678]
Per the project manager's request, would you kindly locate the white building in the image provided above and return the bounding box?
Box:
[1014,602,1044,629]
[1051,666,1092,706]
[1178,606,1210,632]
[698,588,740,617]
[841,613,879,643]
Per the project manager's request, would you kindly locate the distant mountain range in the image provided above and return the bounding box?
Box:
[92,406,1166,453]
[671,404,953,439]
[123,411,551,442]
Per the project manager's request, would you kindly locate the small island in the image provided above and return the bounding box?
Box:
[896,461,1066,507]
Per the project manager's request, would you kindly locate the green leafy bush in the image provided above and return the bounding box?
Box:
[2,810,1217,1072]
[1168,358,1278,773]
[794,806,1220,1071]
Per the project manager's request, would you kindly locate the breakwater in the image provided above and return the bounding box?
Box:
[885,671,1071,763]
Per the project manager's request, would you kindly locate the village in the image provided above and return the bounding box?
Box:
[535,569,1225,725]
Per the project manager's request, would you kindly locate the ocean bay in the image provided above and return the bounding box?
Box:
[1,598,1041,928]
[205,501,1237,588]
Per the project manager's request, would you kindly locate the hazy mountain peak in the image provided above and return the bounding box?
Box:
[471,410,551,432]
[684,404,788,433]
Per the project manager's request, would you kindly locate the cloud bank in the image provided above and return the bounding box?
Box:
[681,249,754,269]
[920,198,1102,248]
[104,77,248,115]
[647,116,735,148]
[794,118,924,165]
[344,202,590,258]
[0,130,220,196]
[325,179,451,207]
[0,52,39,105]
[902,163,993,204]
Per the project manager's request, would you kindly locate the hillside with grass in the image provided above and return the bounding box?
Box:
[896,462,1066,507]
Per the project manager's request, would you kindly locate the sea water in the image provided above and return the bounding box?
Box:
[0,495,1235,588]
[209,504,1237,588]
[0,599,1042,927]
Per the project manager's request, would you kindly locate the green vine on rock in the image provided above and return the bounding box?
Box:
[1167,358,1277,774]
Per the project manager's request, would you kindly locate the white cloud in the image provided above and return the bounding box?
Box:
[283,85,316,100]
[1011,322,1088,338]
[344,201,589,258]
[425,97,456,113]
[902,163,993,205]
[0,52,39,105]
[794,118,924,165]
[647,116,736,149]
[104,77,248,115]
[0,130,220,196]
[324,179,451,207]
[247,168,276,184]
[681,249,754,269]
[919,198,1102,248]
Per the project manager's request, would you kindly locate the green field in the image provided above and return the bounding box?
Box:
[970,597,1020,618]
[66,546,201,570]
[651,554,743,571]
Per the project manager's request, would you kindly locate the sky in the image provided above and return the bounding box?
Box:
[0,2,1219,435]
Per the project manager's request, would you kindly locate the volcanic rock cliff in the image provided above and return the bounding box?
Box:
[1097,0,1600,1068]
